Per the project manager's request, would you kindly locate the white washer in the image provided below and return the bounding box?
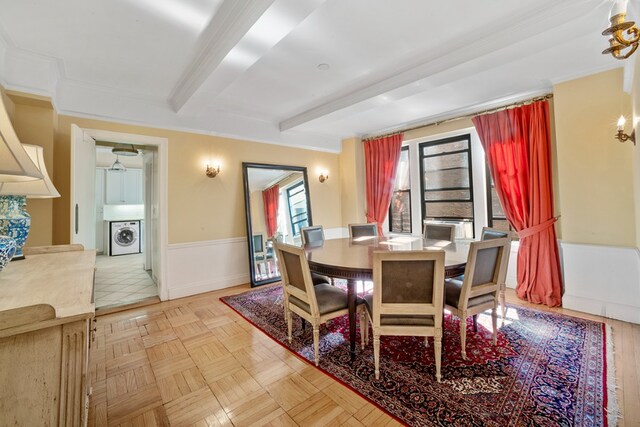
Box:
[110,220,141,256]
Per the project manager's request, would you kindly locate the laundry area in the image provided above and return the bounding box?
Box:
[93,144,158,310]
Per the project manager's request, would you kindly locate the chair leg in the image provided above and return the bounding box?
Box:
[313,325,320,366]
[500,283,507,319]
[287,311,293,343]
[491,306,498,346]
[364,314,369,345]
[460,315,467,360]
[472,315,478,333]
[424,336,429,348]
[434,328,442,382]
[373,332,381,380]
[301,317,306,330]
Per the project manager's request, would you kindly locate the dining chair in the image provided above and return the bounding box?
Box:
[275,242,365,366]
[348,223,378,239]
[300,225,332,286]
[362,250,445,381]
[423,223,456,241]
[252,234,268,278]
[301,225,325,245]
[480,227,515,318]
[444,237,510,359]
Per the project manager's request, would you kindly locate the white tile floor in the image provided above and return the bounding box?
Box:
[94,253,157,308]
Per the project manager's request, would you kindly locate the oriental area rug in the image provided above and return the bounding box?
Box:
[221,286,618,427]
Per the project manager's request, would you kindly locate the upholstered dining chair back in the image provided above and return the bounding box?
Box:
[365,250,445,381]
[275,241,359,366]
[348,223,378,238]
[252,234,265,253]
[275,243,317,312]
[423,223,456,242]
[444,237,510,359]
[480,227,515,241]
[301,225,325,246]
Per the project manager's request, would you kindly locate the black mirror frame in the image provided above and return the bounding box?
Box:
[242,162,313,287]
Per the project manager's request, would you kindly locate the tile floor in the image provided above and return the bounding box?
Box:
[94,253,158,308]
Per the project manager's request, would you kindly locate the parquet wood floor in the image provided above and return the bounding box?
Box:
[88,285,640,427]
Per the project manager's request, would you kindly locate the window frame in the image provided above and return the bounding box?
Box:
[485,162,516,236]
[286,180,308,237]
[388,146,412,234]
[418,134,475,229]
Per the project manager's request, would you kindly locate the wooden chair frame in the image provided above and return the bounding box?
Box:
[300,225,325,245]
[480,227,515,319]
[363,250,445,381]
[275,242,364,366]
[423,223,456,242]
[445,238,510,359]
[348,223,378,239]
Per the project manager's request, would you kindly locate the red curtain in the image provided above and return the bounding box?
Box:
[364,134,403,235]
[472,100,562,307]
[262,185,279,238]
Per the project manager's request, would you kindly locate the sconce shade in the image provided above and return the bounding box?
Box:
[0,144,60,198]
[0,94,43,182]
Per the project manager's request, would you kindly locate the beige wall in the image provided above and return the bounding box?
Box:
[554,69,636,247]
[339,137,366,225]
[5,92,56,247]
[52,115,341,245]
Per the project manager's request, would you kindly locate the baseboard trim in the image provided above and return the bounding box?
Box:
[168,273,251,300]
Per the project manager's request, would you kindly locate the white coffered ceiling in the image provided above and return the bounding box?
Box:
[0,0,626,152]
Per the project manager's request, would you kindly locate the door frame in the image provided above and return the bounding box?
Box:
[72,127,169,301]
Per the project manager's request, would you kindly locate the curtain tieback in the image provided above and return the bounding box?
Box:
[517,216,559,239]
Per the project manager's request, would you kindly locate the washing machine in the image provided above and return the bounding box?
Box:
[109,220,141,256]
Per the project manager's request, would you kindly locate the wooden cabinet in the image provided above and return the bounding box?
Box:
[104,169,143,205]
[0,250,96,426]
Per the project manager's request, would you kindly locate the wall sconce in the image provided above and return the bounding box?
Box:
[206,163,220,178]
[602,0,639,60]
[318,170,329,183]
[615,116,636,145]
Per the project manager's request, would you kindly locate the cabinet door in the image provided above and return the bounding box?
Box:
[123,170,142,204]
[105,171,124,204]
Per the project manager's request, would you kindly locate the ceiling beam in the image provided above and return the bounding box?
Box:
[279,0,602,132]
[169,0,275,112]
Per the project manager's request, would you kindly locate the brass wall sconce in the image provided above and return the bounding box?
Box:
[318,171,329,183]
[602,0,639,60]
[616,115,636,145]
[206,163,220,178]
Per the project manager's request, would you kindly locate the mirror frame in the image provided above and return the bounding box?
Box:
[242,162,313,287]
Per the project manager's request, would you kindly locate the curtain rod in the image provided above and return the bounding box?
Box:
[362,93,554,141]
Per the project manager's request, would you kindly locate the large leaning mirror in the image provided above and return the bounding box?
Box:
[242,162,313,287]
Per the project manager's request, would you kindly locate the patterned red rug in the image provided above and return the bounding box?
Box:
[221,285,617,426]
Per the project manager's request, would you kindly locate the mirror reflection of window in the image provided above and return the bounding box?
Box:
[287,181,309,238]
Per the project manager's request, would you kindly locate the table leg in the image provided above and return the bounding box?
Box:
[346,278,357,361]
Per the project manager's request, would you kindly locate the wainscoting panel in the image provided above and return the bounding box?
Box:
[560,241,640,324]
[167,238,250,300]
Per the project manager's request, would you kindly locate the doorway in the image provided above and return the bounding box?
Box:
[93,143,156,309]
[70,126,168,308]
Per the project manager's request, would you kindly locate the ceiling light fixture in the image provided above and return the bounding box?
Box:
[109,155,127,172]
[111,144,139,156]
[602,0,639,60]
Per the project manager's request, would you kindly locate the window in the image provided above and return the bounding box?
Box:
[389,146,411,233]
[485,166,516,235]
[419,134,474,237]
[286,181,309,237]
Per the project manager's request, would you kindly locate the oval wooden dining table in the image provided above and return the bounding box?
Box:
[304,236,471,360]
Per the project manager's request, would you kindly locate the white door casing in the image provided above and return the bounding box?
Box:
[70,124,96,249]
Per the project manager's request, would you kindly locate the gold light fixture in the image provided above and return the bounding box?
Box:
[206,162,220,178]
[602,0,639,60]
[615,115,636,144]
[318,170,329,183]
